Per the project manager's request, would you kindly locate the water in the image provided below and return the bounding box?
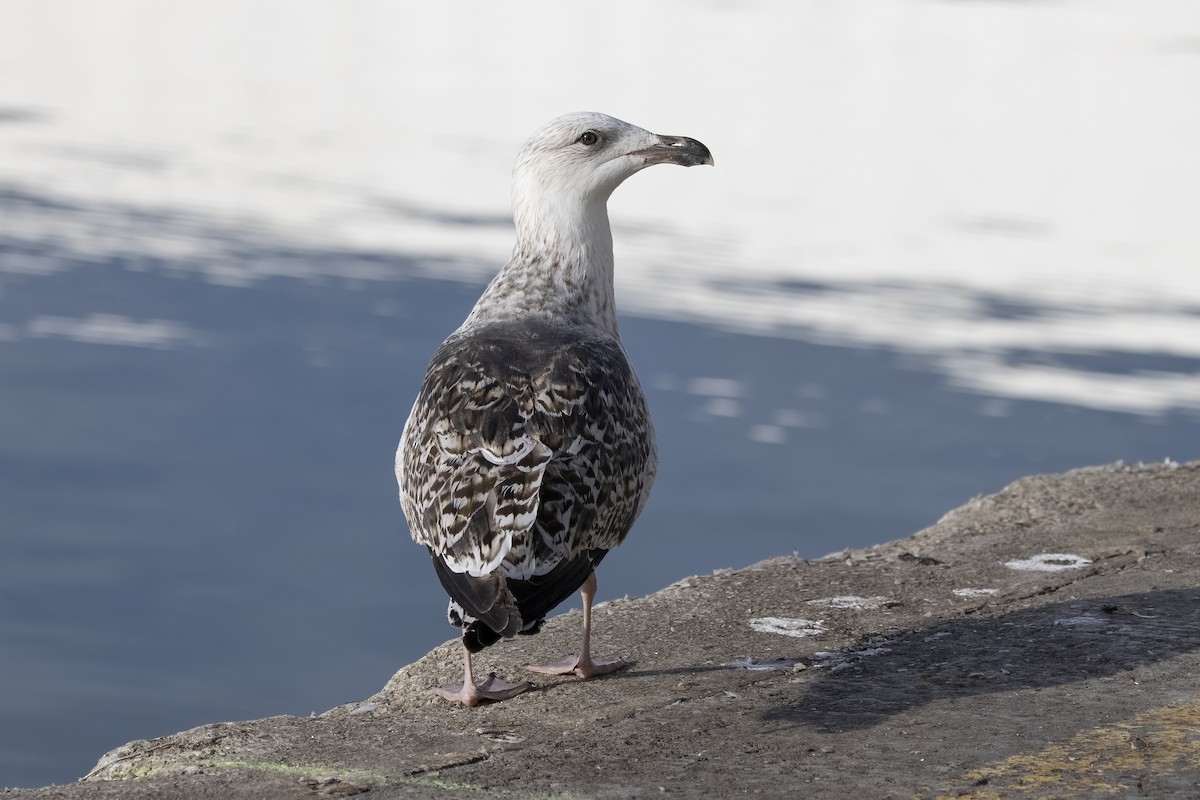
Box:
[1,211,1192,786]
[2,0,1199,787]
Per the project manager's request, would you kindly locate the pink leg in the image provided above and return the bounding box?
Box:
[432,647,530,706]
[527,572,626,679]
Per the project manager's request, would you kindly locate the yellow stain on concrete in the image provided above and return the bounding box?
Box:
[935,700,1200,799]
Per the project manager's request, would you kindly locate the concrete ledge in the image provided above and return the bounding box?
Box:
[6,461,1200,799]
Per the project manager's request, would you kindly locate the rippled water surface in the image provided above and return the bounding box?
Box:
[2,0,1198,787]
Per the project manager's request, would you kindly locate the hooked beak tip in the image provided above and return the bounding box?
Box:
[637,135,714,168]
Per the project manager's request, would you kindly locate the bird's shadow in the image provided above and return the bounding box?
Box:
[765,588,1200,731]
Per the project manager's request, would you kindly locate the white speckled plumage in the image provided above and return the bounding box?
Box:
[399,320,655,581]
[395,112,712,704]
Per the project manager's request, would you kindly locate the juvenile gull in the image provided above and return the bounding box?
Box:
[397,112,713,706]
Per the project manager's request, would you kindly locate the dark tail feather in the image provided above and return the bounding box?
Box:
[431,548,609,653]
[508,548,608,635]
[463,620,504,652]
[430,552,521,652]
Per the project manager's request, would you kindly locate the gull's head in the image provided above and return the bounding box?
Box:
[512,112,713,215]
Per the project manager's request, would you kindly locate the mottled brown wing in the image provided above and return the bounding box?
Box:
[398,335,551,578]
[506,337,657,578]
[397,322,657,581]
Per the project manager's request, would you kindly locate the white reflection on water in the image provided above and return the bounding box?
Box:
[28,314,207,349]
[3,1,1198,416]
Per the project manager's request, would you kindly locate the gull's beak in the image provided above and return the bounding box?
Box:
[633,134,715,167]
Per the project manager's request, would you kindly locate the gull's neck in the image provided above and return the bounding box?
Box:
[465,193,619,337]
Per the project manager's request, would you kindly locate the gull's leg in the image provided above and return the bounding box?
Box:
[432,646,530,706]
[527,572,626,679]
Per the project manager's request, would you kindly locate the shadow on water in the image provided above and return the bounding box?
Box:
[1,185,1197,787]
[765,589,1200,732]
[0,106,47,125]
[363,195,514,230]
[0,183,468,285]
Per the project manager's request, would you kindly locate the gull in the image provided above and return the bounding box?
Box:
[397,112,712,705]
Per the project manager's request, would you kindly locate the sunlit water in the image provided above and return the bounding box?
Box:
[2,0,1199,787]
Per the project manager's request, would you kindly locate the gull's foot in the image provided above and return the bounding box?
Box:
[527,655,627,680]
[431,673,531,706]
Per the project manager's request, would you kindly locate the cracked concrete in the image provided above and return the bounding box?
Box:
[5,461,1200,799]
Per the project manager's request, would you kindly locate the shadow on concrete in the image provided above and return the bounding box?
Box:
[766,588,1200,731]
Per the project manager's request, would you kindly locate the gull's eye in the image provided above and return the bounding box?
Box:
[577,130,600,146]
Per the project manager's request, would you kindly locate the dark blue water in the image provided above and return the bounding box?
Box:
[1,195,1196,788]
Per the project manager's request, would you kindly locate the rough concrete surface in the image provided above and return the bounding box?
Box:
[6,461,1199,799]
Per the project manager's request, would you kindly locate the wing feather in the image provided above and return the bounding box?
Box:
[397,320,657,609]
